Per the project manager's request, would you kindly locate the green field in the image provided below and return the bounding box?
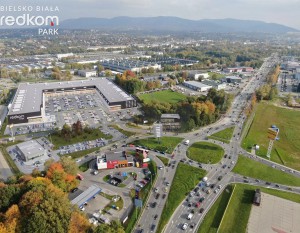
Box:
[242,102,300,170]
[218,184,300,233]
[133,136,183,154]
[198,185,234,233]
[233,155,300,186]
[50,128,112,149]
[187,142,224,164]
[138,90,187,104]
[157,155,169,166]
[208,126,234,144]
[157,163,206,233]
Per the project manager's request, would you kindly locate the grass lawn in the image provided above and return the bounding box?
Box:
[110,124,136,137]
[208,126,234,144]
[61,147,98,159]
[138,90,187,104]
[187,142,224,164]
[218,184,300,233]
[157,155,169,166]
[78,161,89,172]
[50,128,112,149]
[100,192,124,211]
[198,185,234,233]
[157,163,206,233]
[242,102,300,170]
[233,155,300,186]
[133,136,183,154]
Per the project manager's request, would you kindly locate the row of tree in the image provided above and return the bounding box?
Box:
[255,65,280,101]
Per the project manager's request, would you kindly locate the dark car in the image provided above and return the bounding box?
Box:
[154,214,158,220]
[152,202,157,208]
[190,223,195,229]
[218,176,223,181]
[162,194,166,199]
[265,182,271,185]
[243,179,249,183]
[71,188,78,193]
[228,156,232,159]
[224,154,228,158]
[150,224,156,232]
[199,197,205,202]
[199,208,204,213]
[155,193,160,199]
[210,184,215,189]
[188,203,192,207]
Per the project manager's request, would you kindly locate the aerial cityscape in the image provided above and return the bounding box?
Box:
[0,1,300,233]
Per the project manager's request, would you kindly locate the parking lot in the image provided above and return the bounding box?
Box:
[5,122,55,136]
[7,137,60,173]
[59,138,107,155]
[45,89,112,129]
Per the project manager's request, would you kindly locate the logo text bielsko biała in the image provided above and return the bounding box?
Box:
[0,5,59,35]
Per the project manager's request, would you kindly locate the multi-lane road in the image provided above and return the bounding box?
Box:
[133,54,300,233]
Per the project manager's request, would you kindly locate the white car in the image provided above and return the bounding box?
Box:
[182,223,188,230]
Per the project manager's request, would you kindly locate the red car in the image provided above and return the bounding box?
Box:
[195,202,201,208]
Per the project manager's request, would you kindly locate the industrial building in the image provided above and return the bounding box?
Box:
[77,69,97,77]
[226,76,242,83]
[101,59,161,73]
[15,140,46,162]
[188,71,210,80]
[183,81,212,92]
[223,67,254,73]
[7,78,137,125]
[160,114,181,131]
[201,80,227,90]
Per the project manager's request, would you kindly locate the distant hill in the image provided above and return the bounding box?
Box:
[60,16,298,33]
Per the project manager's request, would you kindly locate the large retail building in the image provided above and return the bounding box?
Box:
[7,78,136,125]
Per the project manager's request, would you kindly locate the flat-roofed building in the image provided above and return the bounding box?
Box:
[226,76,242,83]
[161,114,181,131]
[202,80,227,90]
[78,69,97,77]
[97,151,135,170]
[71,185,101,208]
[7,78,137,125]
[16,140,46,162]
[183,81,212,92]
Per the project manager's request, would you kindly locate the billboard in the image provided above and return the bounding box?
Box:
[153,123,163,138]
[267,128,279,140]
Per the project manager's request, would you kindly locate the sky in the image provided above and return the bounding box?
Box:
[1,0,300,29]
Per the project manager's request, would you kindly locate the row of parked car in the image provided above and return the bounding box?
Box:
[59,138,107,155]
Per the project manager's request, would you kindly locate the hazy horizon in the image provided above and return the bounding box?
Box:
[0,0,299,30]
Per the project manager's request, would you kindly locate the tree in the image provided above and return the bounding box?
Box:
[68,211,91,233]
[60,157,78,176]
[61,124,72,140]
[3,204,21,233]
[19,181,72,233]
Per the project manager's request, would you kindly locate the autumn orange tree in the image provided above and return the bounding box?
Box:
[46,162,78,192]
